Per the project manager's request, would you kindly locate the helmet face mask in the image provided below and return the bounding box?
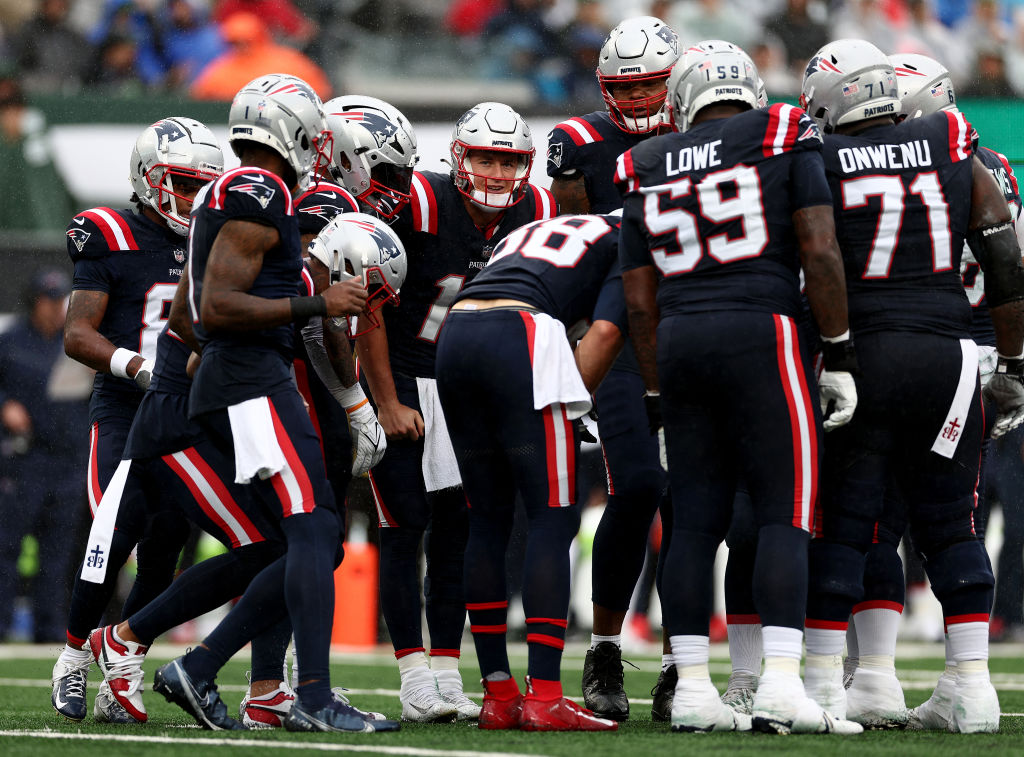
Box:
[228,74,331,191]
[324,95,418,220]
[597,16,680,134]
[666,40,760,133]
[307,212,407,337]
[449,102,534,211]
[130,117,224,235]
[888,53,956,120]
[800,39,900,134]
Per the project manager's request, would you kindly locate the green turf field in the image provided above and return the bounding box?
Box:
[2,643,1023,756]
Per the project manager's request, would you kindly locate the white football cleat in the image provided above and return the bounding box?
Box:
[399,667,458,722]
[846,667,908,729]
[907,669,955,730]
[240,681,294,728]
[805,657,847,720]
[89,626,148,722]
[752,671,863,735]
[951,671,1000,734]
[51,648,91,721]
[671,678,752,732]
[435,669,481,721]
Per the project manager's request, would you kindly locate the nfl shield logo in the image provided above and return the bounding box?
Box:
[174,248,185,263]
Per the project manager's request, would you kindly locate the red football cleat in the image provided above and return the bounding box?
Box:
[520,677,618,732]
[478,677,523,730]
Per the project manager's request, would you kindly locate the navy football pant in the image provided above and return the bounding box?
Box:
[66,416,191,645]
[438,310,580,682]
[191,391,340,708]
[808,332,992,626]
[657,312,821,635]
[367,373,468,660]
[591,367,669,614]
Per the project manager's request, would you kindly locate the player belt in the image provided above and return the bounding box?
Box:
[452,298,541,314]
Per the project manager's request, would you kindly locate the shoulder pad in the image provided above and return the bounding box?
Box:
[938,109,973,163]
[759,104,821,157]
[527,184,557,220]
[410,170,441,235]
[613,147,640,193]
[66,207,139,260]
[205,166,295,217]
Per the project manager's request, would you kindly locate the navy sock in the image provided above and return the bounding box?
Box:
[122,512,192,619]
[378,526,426,656]
[592,488,661,611]
[66,529,137,643]
[752,524,809,630]
[464,507,514,678]
[424,489,469,653]
[662,529,719,635]
[251,615,293,683]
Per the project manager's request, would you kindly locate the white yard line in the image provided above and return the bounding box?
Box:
[0,730,549,757]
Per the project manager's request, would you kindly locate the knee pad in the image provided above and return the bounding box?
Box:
[924,540,995,603]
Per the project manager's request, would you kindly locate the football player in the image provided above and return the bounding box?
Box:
[835,51,1024,731]
[355,101,555,722]
[51,117,223,724]
[435,213,627,732]
[546,15,680,722]
[619,40,861,734]
[800,40,1024,735]
[149,73,397,734]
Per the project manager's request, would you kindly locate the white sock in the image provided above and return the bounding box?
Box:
[845,616,859,661]
[762,626,802,662]
[854,606,901,658]
[430,654,459,671]
[805,626,846,657]
[947,620,989,663]
[661,653,674,671]
[591,633,621,650]
[398,651,430,675]
[670,634,709,669]
[61,644,90,661]
[726,622,763,676]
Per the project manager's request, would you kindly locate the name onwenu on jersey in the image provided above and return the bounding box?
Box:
[836,139,932,173]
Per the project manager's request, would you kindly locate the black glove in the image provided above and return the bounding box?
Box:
[644,391,662,435]
[985,354,1024,438]
[575,417,598,444]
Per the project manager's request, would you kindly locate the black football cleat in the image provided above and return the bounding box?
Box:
[582,641,629,721]
[651,664,677,723]
[153,657,245,730]
[285,697,401,733]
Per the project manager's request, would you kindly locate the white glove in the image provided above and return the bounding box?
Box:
[819,369,857,431]
[133,358,155,391]
[984,356,1024,438]
[347,399,387,476]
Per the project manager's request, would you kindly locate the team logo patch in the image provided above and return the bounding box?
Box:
[842,82,859,96]
[151,119,188,144]
[67,227,91,252]
[548,141,563,168]
[338,110,404,152]
[229,178,276,209]
[173,248,186,263]
[655,24,679,53]
[299,203,344,221]
[805,55,843,78]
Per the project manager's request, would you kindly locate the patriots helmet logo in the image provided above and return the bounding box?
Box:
[805,55,843,78]
[655,24,679,53]
[340,110,403,152]
[151,119,188,145]
[67,228,91,252]
[229,181,276,209]
[547,140,563,169]
[300,203,344,222]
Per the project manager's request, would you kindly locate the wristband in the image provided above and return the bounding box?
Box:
[110,347,142,379]
[996,354,1024,374]
[290,295,328,321]
[821,337,859,374]
[335,382,368,411]
[820,330,851,343]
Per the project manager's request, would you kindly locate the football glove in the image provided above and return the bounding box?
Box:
[347,399,387,476]
[133,358,155,391]
[984,355,1024,439]
[644,391,662,435]
[819,335,858,431]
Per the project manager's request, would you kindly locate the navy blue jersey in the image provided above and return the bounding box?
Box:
[546,112,653,213]
[460,214,626,331]
[961,145,1021,347]
[295,180,359,236]
[618,104,831,319]
[67,206,187,421]
[383,170,556,378]
[822,110,975,337]
[188,166,302,415]
[148,326,193,397]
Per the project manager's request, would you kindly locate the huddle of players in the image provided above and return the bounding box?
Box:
[47,13,1024,739]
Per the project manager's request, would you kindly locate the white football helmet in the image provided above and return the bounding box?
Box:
[449,102,534,211]
[888,53,957,120]
[800,39,900,134]
[227,73,332,191]
[757,77,768,108]
[323,95,418,220]
[597,16,680,134]
[130,117,223,235]
[666,40,760,133]
[307,212,407,335]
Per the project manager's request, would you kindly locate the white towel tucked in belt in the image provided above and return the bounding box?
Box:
[228,396,287,484]
[527,312,592,420]
[931,339,979,459]
[81,459,132,584]
[416,377,462,492]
